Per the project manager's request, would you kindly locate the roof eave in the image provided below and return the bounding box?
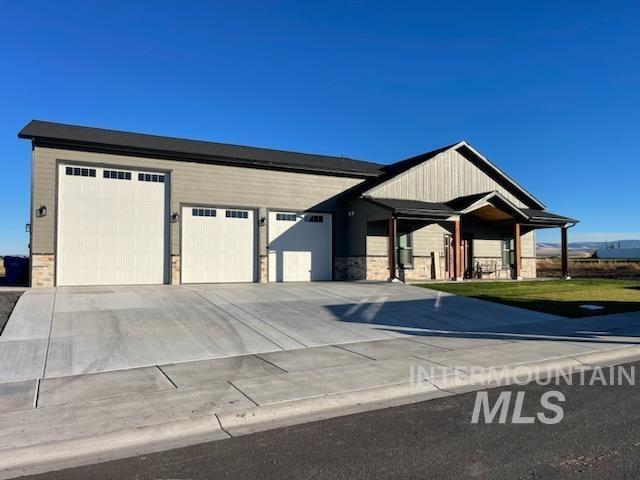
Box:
[25,136,381,179]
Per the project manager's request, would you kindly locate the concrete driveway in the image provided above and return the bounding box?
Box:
[0,282,565,382]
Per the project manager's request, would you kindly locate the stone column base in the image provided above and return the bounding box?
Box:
[171,255,181,285]
[31,254,55,288]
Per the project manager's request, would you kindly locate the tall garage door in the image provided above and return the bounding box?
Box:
[268,212,332,282]
[181,206,256,283]
[56,165,167,286]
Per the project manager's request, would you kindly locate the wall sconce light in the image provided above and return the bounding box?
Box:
[36,205,47,217]
[259,217,266,226]
[170,212,179,223]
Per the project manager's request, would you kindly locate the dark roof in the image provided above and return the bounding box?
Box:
[365,197,457,217]
[18,120,383,178]
[522,208,578,225]
[366,195,577,225]
[445,192,493,211]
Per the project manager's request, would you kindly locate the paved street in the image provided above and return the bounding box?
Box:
[19,360,640,480]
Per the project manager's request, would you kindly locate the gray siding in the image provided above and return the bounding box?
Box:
[366,149,528,208]
[32,146,363,255]
[412,223,450,256]
[473,230,536,258]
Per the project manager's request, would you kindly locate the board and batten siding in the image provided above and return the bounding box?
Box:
[366,223,451,257]
[367,224,534,259]
[473,230,536,258]
[366,149,528,208]
[31,146,364,255]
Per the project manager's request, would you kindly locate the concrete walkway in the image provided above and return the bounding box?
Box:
[1,283,639,478]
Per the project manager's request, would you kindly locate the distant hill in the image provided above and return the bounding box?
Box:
[536,240,640,258]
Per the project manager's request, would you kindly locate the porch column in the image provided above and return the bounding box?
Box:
[513,223,522,280]
[561,225,570,278]
[388,217,397,280]
[453,219,462,281]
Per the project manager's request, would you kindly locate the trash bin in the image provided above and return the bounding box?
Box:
[3,256,29,286]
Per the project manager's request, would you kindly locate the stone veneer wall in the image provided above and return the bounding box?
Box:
[399,256,433,281]
[31,254,54,288]
[522,257,536,278]
[366,256,389,281]
[334,256,366,281]
[334,256,390,281]
[171,255,181,285]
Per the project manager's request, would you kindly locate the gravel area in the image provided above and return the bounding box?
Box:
[0,292,21,336]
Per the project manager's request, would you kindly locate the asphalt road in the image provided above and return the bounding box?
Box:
[20,361,640,480]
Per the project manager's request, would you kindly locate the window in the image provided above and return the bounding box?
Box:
[276,213,297,221]
[502,238,514,267]
[398,232,413,267]
[139,173,165,183]
[103,169,131,180]
[66,166,96,177]
[192,208,216,217]
[226,210,249,219]
[304,215,324,223]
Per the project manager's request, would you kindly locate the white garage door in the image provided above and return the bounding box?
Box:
[181,206,256,283]
[268,212,332,282]
[57,165,167,286]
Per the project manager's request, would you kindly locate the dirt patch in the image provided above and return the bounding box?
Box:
[0,292,22,336]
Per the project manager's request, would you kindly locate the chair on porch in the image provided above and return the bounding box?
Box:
[473,260,511,279]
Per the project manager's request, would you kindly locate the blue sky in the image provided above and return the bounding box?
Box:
[1,1,639,254]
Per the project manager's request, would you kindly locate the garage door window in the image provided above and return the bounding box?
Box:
[226,210,249,219]
[66,167,96,177]
[276,213,297,221]
[103,170,132,180]
[139,173,165,183]
[192,208,216,217]
[304,215,324,223]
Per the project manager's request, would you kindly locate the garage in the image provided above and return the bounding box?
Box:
[181,206,257,283]
[268,211,332,282]
[56,164,167,286]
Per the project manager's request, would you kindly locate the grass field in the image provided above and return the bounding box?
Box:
[420,279,640,318]
[537,258,640,279]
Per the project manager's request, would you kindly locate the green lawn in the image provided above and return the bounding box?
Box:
[419,279,640,318]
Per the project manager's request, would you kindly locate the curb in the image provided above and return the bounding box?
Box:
[2,344,640,479]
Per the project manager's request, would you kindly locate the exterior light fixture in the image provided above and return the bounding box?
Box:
[171,212,179,223]
[36,205,47,217]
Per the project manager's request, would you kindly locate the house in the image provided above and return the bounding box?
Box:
[18,120,577,288]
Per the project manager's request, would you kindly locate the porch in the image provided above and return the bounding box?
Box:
[361,193,577,282]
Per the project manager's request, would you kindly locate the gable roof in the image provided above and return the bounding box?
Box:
[364,193,577,226]
[364,141,546,210]
[18,120,554,212]
[18,120,383,178]
[446,191,529,220]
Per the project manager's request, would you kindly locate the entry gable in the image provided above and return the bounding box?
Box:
[364,142,545,209]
